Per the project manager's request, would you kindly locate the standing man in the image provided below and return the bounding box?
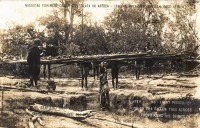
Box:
[92,61,99,80]
[99,61,110,110]
[27,39,42,88]
[81,62,90,89]
[135,59,143,80]
[111,61,119,89]
[145,58,154,76]
[144,41,154,76]
[42,42,47,79]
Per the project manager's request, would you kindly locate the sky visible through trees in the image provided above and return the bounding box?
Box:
[0,0,200,56]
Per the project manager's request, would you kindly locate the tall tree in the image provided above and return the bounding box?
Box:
[1,24,41,57]
[59,0,82,44]
[104,0,168,53]
[73,24,108,55]
[163,0,199,53]
[38,10,65,46]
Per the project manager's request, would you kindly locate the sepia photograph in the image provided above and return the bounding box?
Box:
[0,0,200,127]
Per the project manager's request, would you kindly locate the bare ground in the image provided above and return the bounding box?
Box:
[0,73,200,128]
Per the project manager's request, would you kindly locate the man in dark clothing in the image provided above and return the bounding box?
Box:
[135,59,143,79]
[144,42,154,76]
[99,61,110,110]
[145,58,154,76]
[144,42,151,52]
[111,62,119,89]
[27,39,42,87]
[92,61,99,80]
[81,62,91,89]
[170,59,183,74]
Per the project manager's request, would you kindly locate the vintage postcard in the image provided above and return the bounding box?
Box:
[0,0,200,128]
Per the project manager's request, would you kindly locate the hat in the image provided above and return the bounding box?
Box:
[34,38,41,45]
[101,61,107,67]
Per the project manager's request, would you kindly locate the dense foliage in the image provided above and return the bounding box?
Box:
[1,0,199,56]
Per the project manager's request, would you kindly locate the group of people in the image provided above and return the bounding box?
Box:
[135,41,154,79]
[26,38,112,110]
[80,61,119,110]
[27,38,154,110]
[27,38,59,87]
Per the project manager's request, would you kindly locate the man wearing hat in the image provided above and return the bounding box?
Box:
[27,38,42,88]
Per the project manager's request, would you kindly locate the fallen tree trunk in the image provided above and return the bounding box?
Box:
[157,84,197,88]
[179,74,199,77]
[30,103,95,121]
[0,85,65,94]
[90,117,138,128]
[5,52,184,65]
[0,85,48,94]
